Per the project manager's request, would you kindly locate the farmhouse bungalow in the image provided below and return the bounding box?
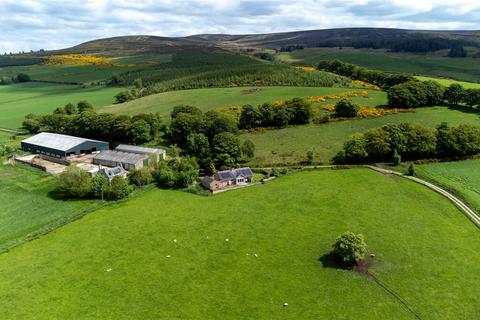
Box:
[202,167,253,191]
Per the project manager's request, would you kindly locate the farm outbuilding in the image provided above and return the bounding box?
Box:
[21,132,109,160]
[92,150,148,170]
[115,144,166,162]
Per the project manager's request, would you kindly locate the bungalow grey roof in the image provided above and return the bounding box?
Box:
[216,167,253,181]
[93,150,146,165]
[115,144,164,155]
[100,166,127,180]
[22,132,107,152]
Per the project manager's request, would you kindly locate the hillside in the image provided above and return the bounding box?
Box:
[14,28,480,58]
[191,28,480,52]
[42,35,222,57]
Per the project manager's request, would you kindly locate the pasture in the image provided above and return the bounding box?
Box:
[0,163,102,252]
[0,169,479,319]
[414,159,480,213]
[243,107,480,165]
[0,82,121,129]
[276,47,480,82]
[101,86,386,117]
[415,76,480,89]
[0,54,172,84]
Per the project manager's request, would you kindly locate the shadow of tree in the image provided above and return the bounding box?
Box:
[319,252,343,269]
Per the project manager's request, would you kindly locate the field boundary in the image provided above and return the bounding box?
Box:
[0,127,27,134]
[367,165,480,227]
[0,184,155,255]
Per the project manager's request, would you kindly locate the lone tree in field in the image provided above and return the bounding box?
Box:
[334,99,359,118]
[332,231,367,266]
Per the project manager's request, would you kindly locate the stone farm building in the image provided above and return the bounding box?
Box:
[202,167,254,191]
[93,145,166,170]
[21,132,108,161]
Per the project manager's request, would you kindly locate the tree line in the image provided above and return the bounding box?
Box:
[319,60,480,109]
[317,60,413,89]
[335,122,480,164]
[0,73,31,85]
[388,81,480,109]
[309,37,473,54]
[239,98,313,129]
[22,101,162,145]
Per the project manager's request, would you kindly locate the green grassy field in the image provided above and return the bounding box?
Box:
[0,82,121,129]
[243,107,480,165]
[101,86,385,116]
[0,54,172,84]
[0,163,103,252]
[415,76,480,89]
[412,159,480,213]
[276,48,480,82]
[0,169,479,319]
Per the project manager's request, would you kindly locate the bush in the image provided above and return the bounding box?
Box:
[407,163,415,176]
[241,139,255,159]
[154,157,199,189]
[128,168,153,186]
[58,166,92,198]
[306,150,314,164]
[331,231,367,266]
[106,176,131,200]
[115,90,134,103]
[334,99,359,118]
[91,174,108,200]
[16,73,31,82]
[342,134,368,163]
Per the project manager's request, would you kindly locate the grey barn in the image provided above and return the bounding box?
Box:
[21,132,109,160]
[115,144,166,161]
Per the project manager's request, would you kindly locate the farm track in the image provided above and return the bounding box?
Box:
[367,165,480,227]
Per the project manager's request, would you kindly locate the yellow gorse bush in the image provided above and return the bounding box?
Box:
[357,107,413,118]
[353,80,381,91]
[44,54,136,67]
[308,90,369,104]
[293,66,318,72]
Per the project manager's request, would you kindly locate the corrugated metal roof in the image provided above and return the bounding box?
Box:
[94,150,146,165]
[116,144,165,155]
[22,132,107,152]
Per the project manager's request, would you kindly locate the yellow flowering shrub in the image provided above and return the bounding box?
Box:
[357,107,413,118]
[293,66,318,72]
[306,90,369,104]
[322,103,336,112]
[353,80,381,91]
[45,54,125,67]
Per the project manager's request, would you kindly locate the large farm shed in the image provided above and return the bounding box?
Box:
[115,144,166,161]
[92,144,165,170]
[21,132,108,160]
[93,150,148,170]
